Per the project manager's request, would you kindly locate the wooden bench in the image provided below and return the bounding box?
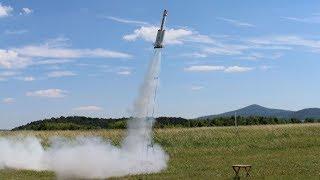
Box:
[232,164,252,177]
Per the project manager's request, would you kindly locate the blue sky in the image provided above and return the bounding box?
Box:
[1,0,320,129]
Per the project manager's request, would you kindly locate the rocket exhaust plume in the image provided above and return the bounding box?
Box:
[0,49,168,179]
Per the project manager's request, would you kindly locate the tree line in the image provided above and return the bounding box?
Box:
[12,116,320,131]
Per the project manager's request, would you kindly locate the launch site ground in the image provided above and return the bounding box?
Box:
[1,123,319,179]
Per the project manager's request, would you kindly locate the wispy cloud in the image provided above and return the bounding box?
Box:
[260,65,273,71]
[26,89,67,98]
[0,71,19,81]
[191,34,320,60]
[248,35,320,52]
[2,97,15,104]
[184,65,253,73]
[224,66,253,73]
[191,85,204,91]
[0,38,132,69]
[0,71,19,77]
[239,52,282,60]
[181,52,208,58]
[106,16,149,26]
[16,76,35,81]
[14,45,132,59]
[0,49,32,69]
[117,70,131,75]
[217,17,255,27]
[34,59,74,65]
[73,105,103,112]
[282,14,320,24]
[4,29,28,35]
[0,3,13,18]
[20,7,33,15]
[203,45,245,56]
[184,65,225,72]
[47,71,76,78]
[239,52,264,60]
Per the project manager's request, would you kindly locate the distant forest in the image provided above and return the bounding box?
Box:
[12,116,320,131]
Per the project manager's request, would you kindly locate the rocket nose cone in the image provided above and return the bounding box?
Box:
[164,10,168,16]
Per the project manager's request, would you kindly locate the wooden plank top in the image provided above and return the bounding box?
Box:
[232,165,251,167]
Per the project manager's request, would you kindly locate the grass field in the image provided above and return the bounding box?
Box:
[0,123,319,179]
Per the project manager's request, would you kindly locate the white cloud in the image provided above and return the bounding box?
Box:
[34,59,74,65]
[0,71,19,77]
[181,52,208,58]
[14,45,132,59]
[4,29,28,35]
[0,3,13,18]
[224,66,253,73]
[184,65,253,73]
[48,71,76,78]
[282,15,320,24]
[248,35,320,51]
[240,52,282,60]
[123,26,214,45]
[117,70,131,75]
[260,65,273,71]
[20,76,35,81]
[203,45,245,56]
[2,97,15,104]
[106,16,148,26]
[73,106,103,112]
[191,86,204,91]
[191,36,293,59]
[0,71,19,81]
[0,49,32,69]
[239,52,264,60]
[184,65,225,72]
[0,38,131,69]
[20,7,33,15]
[217,17,255,27]
[26,89,67,98]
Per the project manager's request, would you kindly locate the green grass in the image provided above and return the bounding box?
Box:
[1,123,320,179]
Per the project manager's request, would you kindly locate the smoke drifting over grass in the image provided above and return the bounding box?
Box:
[0,49,168,179]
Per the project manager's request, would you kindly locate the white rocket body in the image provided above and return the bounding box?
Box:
[154,10,167,49]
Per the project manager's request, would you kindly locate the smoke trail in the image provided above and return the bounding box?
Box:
[123,49,161,149]
[0,49,168,179]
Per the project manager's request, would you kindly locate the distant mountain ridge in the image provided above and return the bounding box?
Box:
[199,104,320,120]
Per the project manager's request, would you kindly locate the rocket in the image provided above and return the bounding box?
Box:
[154,10,168,49]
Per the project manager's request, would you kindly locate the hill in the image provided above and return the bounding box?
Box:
[292,108,320,120]
[199,104,320,120]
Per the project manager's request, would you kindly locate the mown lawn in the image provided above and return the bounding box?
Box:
[0,123,319,179]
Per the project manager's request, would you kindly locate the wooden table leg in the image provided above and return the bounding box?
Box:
[232,166,240,176]
[245,166,251,176]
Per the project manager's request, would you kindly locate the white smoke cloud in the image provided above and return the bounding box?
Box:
[0,137,168,179]
[0,49,168,179]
